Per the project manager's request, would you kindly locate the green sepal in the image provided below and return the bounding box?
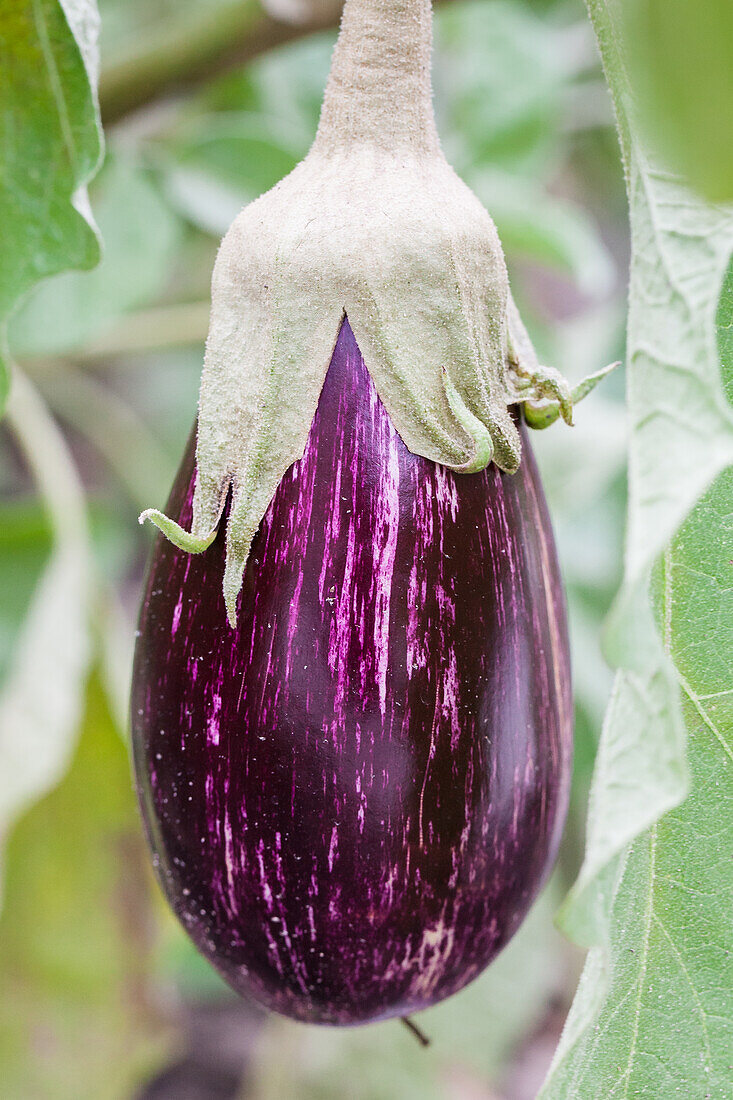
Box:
[442,369,495,473]
[138,508,218,554]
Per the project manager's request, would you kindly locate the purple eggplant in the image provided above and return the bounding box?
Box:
[131,318,572,1025]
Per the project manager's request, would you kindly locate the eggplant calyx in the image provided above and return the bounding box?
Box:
[137,0,540,621]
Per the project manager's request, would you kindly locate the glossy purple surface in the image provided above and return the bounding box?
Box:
[131,318,572,1025]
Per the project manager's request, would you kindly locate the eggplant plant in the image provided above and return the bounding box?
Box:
[2,0,731,1090]
[132,0,608,1024]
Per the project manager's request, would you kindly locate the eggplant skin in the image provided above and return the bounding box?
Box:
[131,318,572,1026]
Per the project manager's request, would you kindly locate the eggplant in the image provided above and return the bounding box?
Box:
[131,318,572,1025]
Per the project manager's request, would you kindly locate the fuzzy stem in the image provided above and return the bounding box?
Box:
[313,0,439,153]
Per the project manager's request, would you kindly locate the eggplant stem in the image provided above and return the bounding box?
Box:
[400,1015,431,1047]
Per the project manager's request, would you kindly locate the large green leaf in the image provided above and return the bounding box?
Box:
[0,502,53,683]
[541,0,733,1092]
[543,464,733,1098]
[621,0,733,203]
[11,155,180,357]
[0,0,103,405]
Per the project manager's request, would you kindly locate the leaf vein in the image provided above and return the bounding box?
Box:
[620,827,657,1098]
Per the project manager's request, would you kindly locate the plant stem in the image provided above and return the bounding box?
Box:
[314,0,438,152]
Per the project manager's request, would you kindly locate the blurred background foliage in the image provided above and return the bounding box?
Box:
[0,0,629,1096]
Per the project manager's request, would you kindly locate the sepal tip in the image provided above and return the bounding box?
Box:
[139,508,218,554]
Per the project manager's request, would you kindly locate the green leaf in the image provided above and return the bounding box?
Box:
[0,0,103,403]
[0,675,168,1099]
[0,370,92,898]
[540,0,733,1092]
[718,255,733,407]
[543,467,733,1098]
[622,0,733,203]
[10,155,181,356]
